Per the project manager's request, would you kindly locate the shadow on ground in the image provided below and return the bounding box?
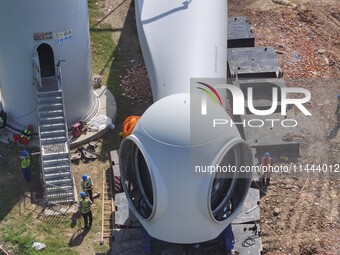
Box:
[0,142,42,221]
[92,0,151,163]
[327,125,339,139]
[68,227,90,247]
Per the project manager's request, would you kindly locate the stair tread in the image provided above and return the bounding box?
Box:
[44,164,70,169]
[37,94,62,100]
[43,152,69,157]
[41,136,67,141]
[46,192,73,195]
[40,109,63,113]
[45,179,72,183]
[46,181,72,185]
[46,177,72,181]
[37,99,63,104]
[44,162,69,168]
[38,103,63,107]
[46,197,73,200]
[40,130,66,134]
[45,174,71,179]
[44,157,69,161]
[40,115,64,119]
[44,165,70,170]
[46,187,73,191]
[41,139,68,146]
[40,123,65,127]
[46,199,74,203]
[39,113,64,118]
[46,187,73,193]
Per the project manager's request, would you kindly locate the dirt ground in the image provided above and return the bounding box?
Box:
[228,0,340,254]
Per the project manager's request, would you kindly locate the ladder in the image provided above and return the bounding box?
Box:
[35,66,75,204]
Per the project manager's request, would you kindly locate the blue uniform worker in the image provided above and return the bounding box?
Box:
[21,150,31,183]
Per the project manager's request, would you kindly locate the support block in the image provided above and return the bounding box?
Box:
[228,16,255,48]
[110,150,119,166]
[228,47,282,80]
[233,188,260,224]
[239,77,286,113]
[241,113,302,159]
[114,192,141,228]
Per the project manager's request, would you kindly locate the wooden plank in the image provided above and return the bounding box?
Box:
[100,169,105,245]
[0,245,10,255]
[110,150,119,166]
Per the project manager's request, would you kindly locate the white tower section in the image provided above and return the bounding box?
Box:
[0,0,97,130]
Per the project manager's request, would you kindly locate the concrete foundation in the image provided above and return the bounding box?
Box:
[0,86,117,149]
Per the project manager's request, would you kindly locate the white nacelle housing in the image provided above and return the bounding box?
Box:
[120,94,253,243]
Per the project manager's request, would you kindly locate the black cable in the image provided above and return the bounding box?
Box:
[242,234,260,248]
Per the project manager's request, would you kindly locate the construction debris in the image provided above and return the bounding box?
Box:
[71,144,97,164]
[92,74,103,89]
[119,57,152,103]
[317,49,326,54]
[32,242,46,251]
[273,208,281,216]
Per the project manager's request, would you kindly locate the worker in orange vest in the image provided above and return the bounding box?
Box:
[261,152,272,185]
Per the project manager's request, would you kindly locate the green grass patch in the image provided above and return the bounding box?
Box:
[0,215,77,255]
[88,0,117,82]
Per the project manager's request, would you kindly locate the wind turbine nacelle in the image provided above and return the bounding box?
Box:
[120,93,253,243]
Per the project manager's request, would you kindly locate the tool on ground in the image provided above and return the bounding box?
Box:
[246,203,260,214]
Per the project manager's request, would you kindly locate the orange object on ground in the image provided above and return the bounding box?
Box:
[13,124,33,147]
[119,116,141,139]
[13,135,30,147]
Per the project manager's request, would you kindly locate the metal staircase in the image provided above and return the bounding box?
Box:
[35,65,75,205]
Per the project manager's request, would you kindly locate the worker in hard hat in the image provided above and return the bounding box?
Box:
[81,174,94,202]
[335,95,340,127]
[13,124,33,147]
[261,152,272,185]
[78,191,93,230]
[0,109,7,136]
[21,150,31,183]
